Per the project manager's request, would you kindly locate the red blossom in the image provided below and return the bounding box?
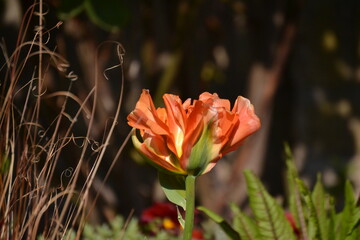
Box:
[140,202,204,239]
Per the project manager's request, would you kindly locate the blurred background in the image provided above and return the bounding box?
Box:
[1,0,360,222]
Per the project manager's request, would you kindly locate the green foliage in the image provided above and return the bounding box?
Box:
[198,206,240,240]
[200,147,360,240]
[36,147,360,240]
[158,172,186,210]
[52,215,181,240]
[244,170,296,240]
[336,181,358,240]
[57,0,129,31]
[230,203,259,240]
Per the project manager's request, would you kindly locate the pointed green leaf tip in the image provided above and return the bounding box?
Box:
[311,174,329,240]
[347,208,360,238]
[285,146,308,240]
[336,180,360,240]
[295,176,321,240]
[177,207,185,229]
[244,170,296,240]
[158,172,186,210]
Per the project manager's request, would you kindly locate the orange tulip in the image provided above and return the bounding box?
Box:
[127,89,261,176]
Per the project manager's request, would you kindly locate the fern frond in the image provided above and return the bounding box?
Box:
[337,181,358,240]
[297,178,321,240]
[285,146,308,240]
[311,174,329,240]
[244,170,296,240]
[231,203,260,240]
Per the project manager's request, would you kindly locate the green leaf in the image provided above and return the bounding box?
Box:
[230,203,259,240]
[347,207,360,236]
[336,181,357,240]
[197,206,240,240]
[244,170,296,240]
[84,0,129,31]
[57,0,129,32]
[345,180,356,207]
[176,206,185,229]
[327,196,336,240]
[312,174,329,240]
[158,172,186,210]
[297,178,321,240]
[57,0,85,19]
[285,145,308,239]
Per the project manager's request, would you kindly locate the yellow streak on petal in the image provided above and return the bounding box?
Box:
[175,127,184,157]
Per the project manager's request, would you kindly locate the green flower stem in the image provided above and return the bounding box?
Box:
[183,175,196,240]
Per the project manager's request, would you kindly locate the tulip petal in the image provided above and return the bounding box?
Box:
[213,108,237,148]
[199,92,217,103]
[132,132,185,174]
[163,94,187,157]
[201,159,219,174]
[199,92,230,110]
[142,131,171,158]
[156,107,167,123]
[181,101,206,168]
[183,98,191,110]
[225,96,261,153]
[127,90,169,135]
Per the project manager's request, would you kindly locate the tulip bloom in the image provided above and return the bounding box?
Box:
[127,89,260,176]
